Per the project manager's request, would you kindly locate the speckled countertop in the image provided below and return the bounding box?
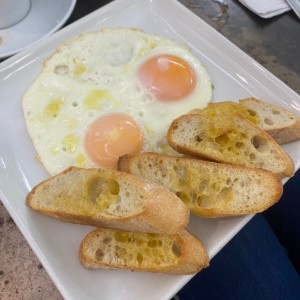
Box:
[1,0,299,299]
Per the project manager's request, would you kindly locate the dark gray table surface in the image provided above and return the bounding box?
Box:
[1,0,299,298]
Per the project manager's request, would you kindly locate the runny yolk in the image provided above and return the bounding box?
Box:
[137,54,197,101]
[84,113,143,169]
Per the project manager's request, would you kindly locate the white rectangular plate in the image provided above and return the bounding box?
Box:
[1,0,300,299]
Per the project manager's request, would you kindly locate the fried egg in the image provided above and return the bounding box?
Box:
[22,28,212,175]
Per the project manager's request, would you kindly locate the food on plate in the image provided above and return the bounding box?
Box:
[239,97,300,144]
[189,97,300,144]
[26,166,189,234]
[118,152,283,217]
[79,228,209,274]
[167,114,294,178]
[21,25,298,276]
[22,28,212,175]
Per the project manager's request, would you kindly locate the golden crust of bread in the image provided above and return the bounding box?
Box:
[26,166,189,234]
[118,152,283,217]
[79,228,209,275]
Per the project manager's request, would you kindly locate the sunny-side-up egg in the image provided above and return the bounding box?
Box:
[22,28,212,175]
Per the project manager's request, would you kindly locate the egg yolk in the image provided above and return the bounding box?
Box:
[84,113,143,169]
[138,54,197,101]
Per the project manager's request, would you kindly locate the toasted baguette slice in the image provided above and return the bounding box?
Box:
[167,114,294,178]
[118,152,283,217]
[79,228,209,274]
[189,98,300,144]
[240,97,300,144]
[26,166,189,234]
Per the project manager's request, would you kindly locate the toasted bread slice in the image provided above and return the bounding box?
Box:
[26,166,189,234]
[189,98,300,144]
[240,97,300,144]
[118,152,283,217]
[79,228,209,274]
[167,114,294,178]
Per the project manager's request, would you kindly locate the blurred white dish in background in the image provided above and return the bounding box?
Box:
[0,0,76,58]
[0,0,31,29]
[239,0,291,18]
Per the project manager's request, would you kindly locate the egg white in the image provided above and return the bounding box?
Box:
[22,28,212,175]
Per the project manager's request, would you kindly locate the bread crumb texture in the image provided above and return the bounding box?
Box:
[119,153,283,217]
[239,97,297,129]
[85,230,180,267]
[30,167,144,217]
[79,228,209,274]
[171,115,270,164]
[168,114,294,177]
